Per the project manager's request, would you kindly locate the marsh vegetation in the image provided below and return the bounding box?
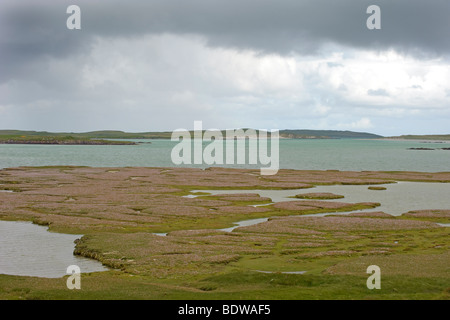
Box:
[0,167,448,299]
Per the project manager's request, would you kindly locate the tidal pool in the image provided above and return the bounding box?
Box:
[193,181,450,216]
[219,217,270,232]
[190,182,450,231]
[0,220,108,278]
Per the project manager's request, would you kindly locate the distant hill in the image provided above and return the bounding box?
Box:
[0,130,137,145]
[386,134,450,141]
[0,129,384,141]
[76,130,173,139]
[279,129,383,139]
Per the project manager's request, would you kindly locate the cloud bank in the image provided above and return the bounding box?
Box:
[0,0,449,135]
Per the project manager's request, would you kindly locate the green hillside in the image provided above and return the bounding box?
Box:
[0,129,384,142]
[0,131,137,145]
[279,129,383,139]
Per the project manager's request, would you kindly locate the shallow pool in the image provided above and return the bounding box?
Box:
[193,181,450,216]
[0,220,108,278]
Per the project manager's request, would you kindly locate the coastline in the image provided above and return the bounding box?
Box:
[380,137,450,143]
[0,139,137,145]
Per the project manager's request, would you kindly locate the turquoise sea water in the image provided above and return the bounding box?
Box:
[0,139,449,171]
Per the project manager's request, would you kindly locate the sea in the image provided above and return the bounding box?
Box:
[0,138,449,172]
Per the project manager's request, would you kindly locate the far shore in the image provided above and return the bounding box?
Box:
[377,137,450,143]
[0,138,136,145]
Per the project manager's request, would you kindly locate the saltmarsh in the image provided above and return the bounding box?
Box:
[0,166,449,299]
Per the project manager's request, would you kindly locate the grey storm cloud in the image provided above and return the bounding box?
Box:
[1,0,449,70]
[1,0,449,135]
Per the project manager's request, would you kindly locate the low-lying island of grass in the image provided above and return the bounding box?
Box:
[0,135,136,145]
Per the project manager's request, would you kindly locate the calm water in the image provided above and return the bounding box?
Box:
[194,181,450,216]
[0,139,449,172]
[0,221,108,278]
[193,181,450,232]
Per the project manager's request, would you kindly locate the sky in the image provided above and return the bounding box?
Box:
[0,0,449,136]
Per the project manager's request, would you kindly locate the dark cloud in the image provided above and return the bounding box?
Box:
[1,0,449,66]
[88,0,449,57]
[0,1,88,82]
[1,0,448,83]
[1,0,449,134]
